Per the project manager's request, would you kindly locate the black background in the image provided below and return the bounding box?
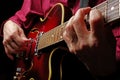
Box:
[0,0,23,79]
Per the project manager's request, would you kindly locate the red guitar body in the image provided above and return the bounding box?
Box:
[13,3,93,80]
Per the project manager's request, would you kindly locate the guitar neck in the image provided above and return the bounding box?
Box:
[38,22,67,50]
[37,0,120,50]
[93,0,120,23]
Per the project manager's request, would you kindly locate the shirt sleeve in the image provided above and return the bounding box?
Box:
[0,0,80,36]
[6,0,80,30]
[9,0,42,29]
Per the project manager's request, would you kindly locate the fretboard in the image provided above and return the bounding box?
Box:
[37,0,120,50]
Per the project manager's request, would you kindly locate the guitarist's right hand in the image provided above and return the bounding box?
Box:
[3,20,30,60]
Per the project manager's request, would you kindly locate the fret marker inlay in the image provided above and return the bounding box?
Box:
[111,6,114,11]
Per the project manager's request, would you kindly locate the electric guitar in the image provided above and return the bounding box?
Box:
[13,0,120,80]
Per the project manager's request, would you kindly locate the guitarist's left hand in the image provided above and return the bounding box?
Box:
[63,7,116,77]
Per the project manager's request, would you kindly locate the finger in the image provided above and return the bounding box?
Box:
[3,36,22,55]
[6,43,17,53]
[63,16,79,53]
[63,29,76,53]
[12,27,30,47]
[63,16,77,43]
[3,35,23,54]
[8,40,20,50]
[3,33,21,51]
[89,9,104,36]
[73,7,91,38]
[4,45,15,60]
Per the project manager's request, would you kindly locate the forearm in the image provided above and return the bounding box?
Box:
[9,0,41,29]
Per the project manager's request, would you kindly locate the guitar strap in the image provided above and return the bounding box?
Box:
[80,0,89,8]
[80,0,97,8]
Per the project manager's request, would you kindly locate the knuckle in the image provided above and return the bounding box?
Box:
[90,10,103,24]
[79,42,88,50]
[62,31,66,40]
[69,45,78,54]
[69,48,75,53]
[2,40,6,45]
[3,39,8,45]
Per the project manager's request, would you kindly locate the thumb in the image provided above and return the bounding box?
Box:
[18,27,31,44]
[18,27,29,40]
